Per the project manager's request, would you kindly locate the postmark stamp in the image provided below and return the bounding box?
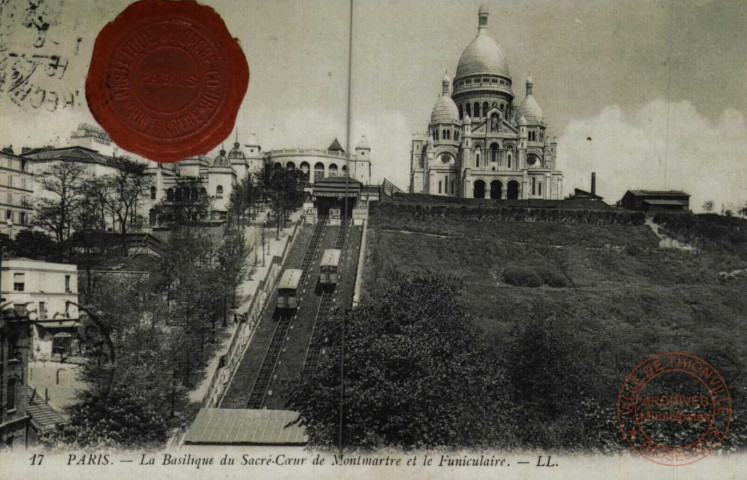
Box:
[85,0,249,163]
[617,352,732,466]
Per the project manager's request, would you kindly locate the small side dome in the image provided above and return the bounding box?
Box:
[227,142,245,160]
[517,115,528,126]
[517,96,543,124]
[517,74,543,124]
[213,149,230,168]
[463,113,471,125]
[431,95,459,124]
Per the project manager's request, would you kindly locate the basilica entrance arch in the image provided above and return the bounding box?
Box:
[507,180,520,200]
[473,180,486,199]
[490,180,502,200]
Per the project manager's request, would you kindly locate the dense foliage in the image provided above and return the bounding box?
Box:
[43,387,168,448]
[257,166,306,236]
[361,203,747,452]
[41,224,249,449]
[289,274,517,450]
[655,213,747,256]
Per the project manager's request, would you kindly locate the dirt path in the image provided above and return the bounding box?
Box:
[645,218,696,251]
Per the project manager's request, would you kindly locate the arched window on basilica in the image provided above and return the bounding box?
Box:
[216,185,223,198]
[473,102,480,118]
[475,146,481,167]
[465,103,471,117]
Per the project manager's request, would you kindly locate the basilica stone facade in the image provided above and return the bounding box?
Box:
[410,6,563,200]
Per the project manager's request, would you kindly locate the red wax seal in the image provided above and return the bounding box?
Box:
[86,0,249,163]
[618,352,732,466]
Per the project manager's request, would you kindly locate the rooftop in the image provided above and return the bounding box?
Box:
[27,387,67,432]
[328,138,345,153]
[22,146,113,165]
[184,408,307,445]
[279,269,304,290]
[625,190,690,197]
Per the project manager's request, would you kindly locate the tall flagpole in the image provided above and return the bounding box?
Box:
[340,0,353,455]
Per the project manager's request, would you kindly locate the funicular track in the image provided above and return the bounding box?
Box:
[302,219,348,376]
[245,216,328,408]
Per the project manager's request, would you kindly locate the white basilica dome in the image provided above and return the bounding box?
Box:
[455,30,510,78]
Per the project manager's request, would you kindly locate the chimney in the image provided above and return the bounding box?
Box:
[591,172,596,196]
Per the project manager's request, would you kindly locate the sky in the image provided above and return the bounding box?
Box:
[1,0,746,211]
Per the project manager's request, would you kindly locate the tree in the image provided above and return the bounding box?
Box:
[159,227,225,384]
[99,157,148,254]
[740,202,747,218]
[44,273,174,448]
[71,177,114,303]
[33,162,87,246]
[9,230,59,260]
[42,387,168,448]
[152,177,211,227]
[702,200,714,213]
[258,166,305,238]
[216,225,250,325]
[288,274,515,450]
[227,174,257,227]
[506,310,621,451]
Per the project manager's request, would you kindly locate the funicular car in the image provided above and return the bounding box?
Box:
[320,249,342,285]
[277,268,303,310]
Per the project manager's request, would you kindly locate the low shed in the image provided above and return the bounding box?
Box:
[183,408,308,446]
[620,190,690,212]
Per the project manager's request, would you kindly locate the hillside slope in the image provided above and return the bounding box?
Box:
[361,204,747,450]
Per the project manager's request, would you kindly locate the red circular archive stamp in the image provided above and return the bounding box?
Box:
[86,0,249,163]
[617,352,732,466]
